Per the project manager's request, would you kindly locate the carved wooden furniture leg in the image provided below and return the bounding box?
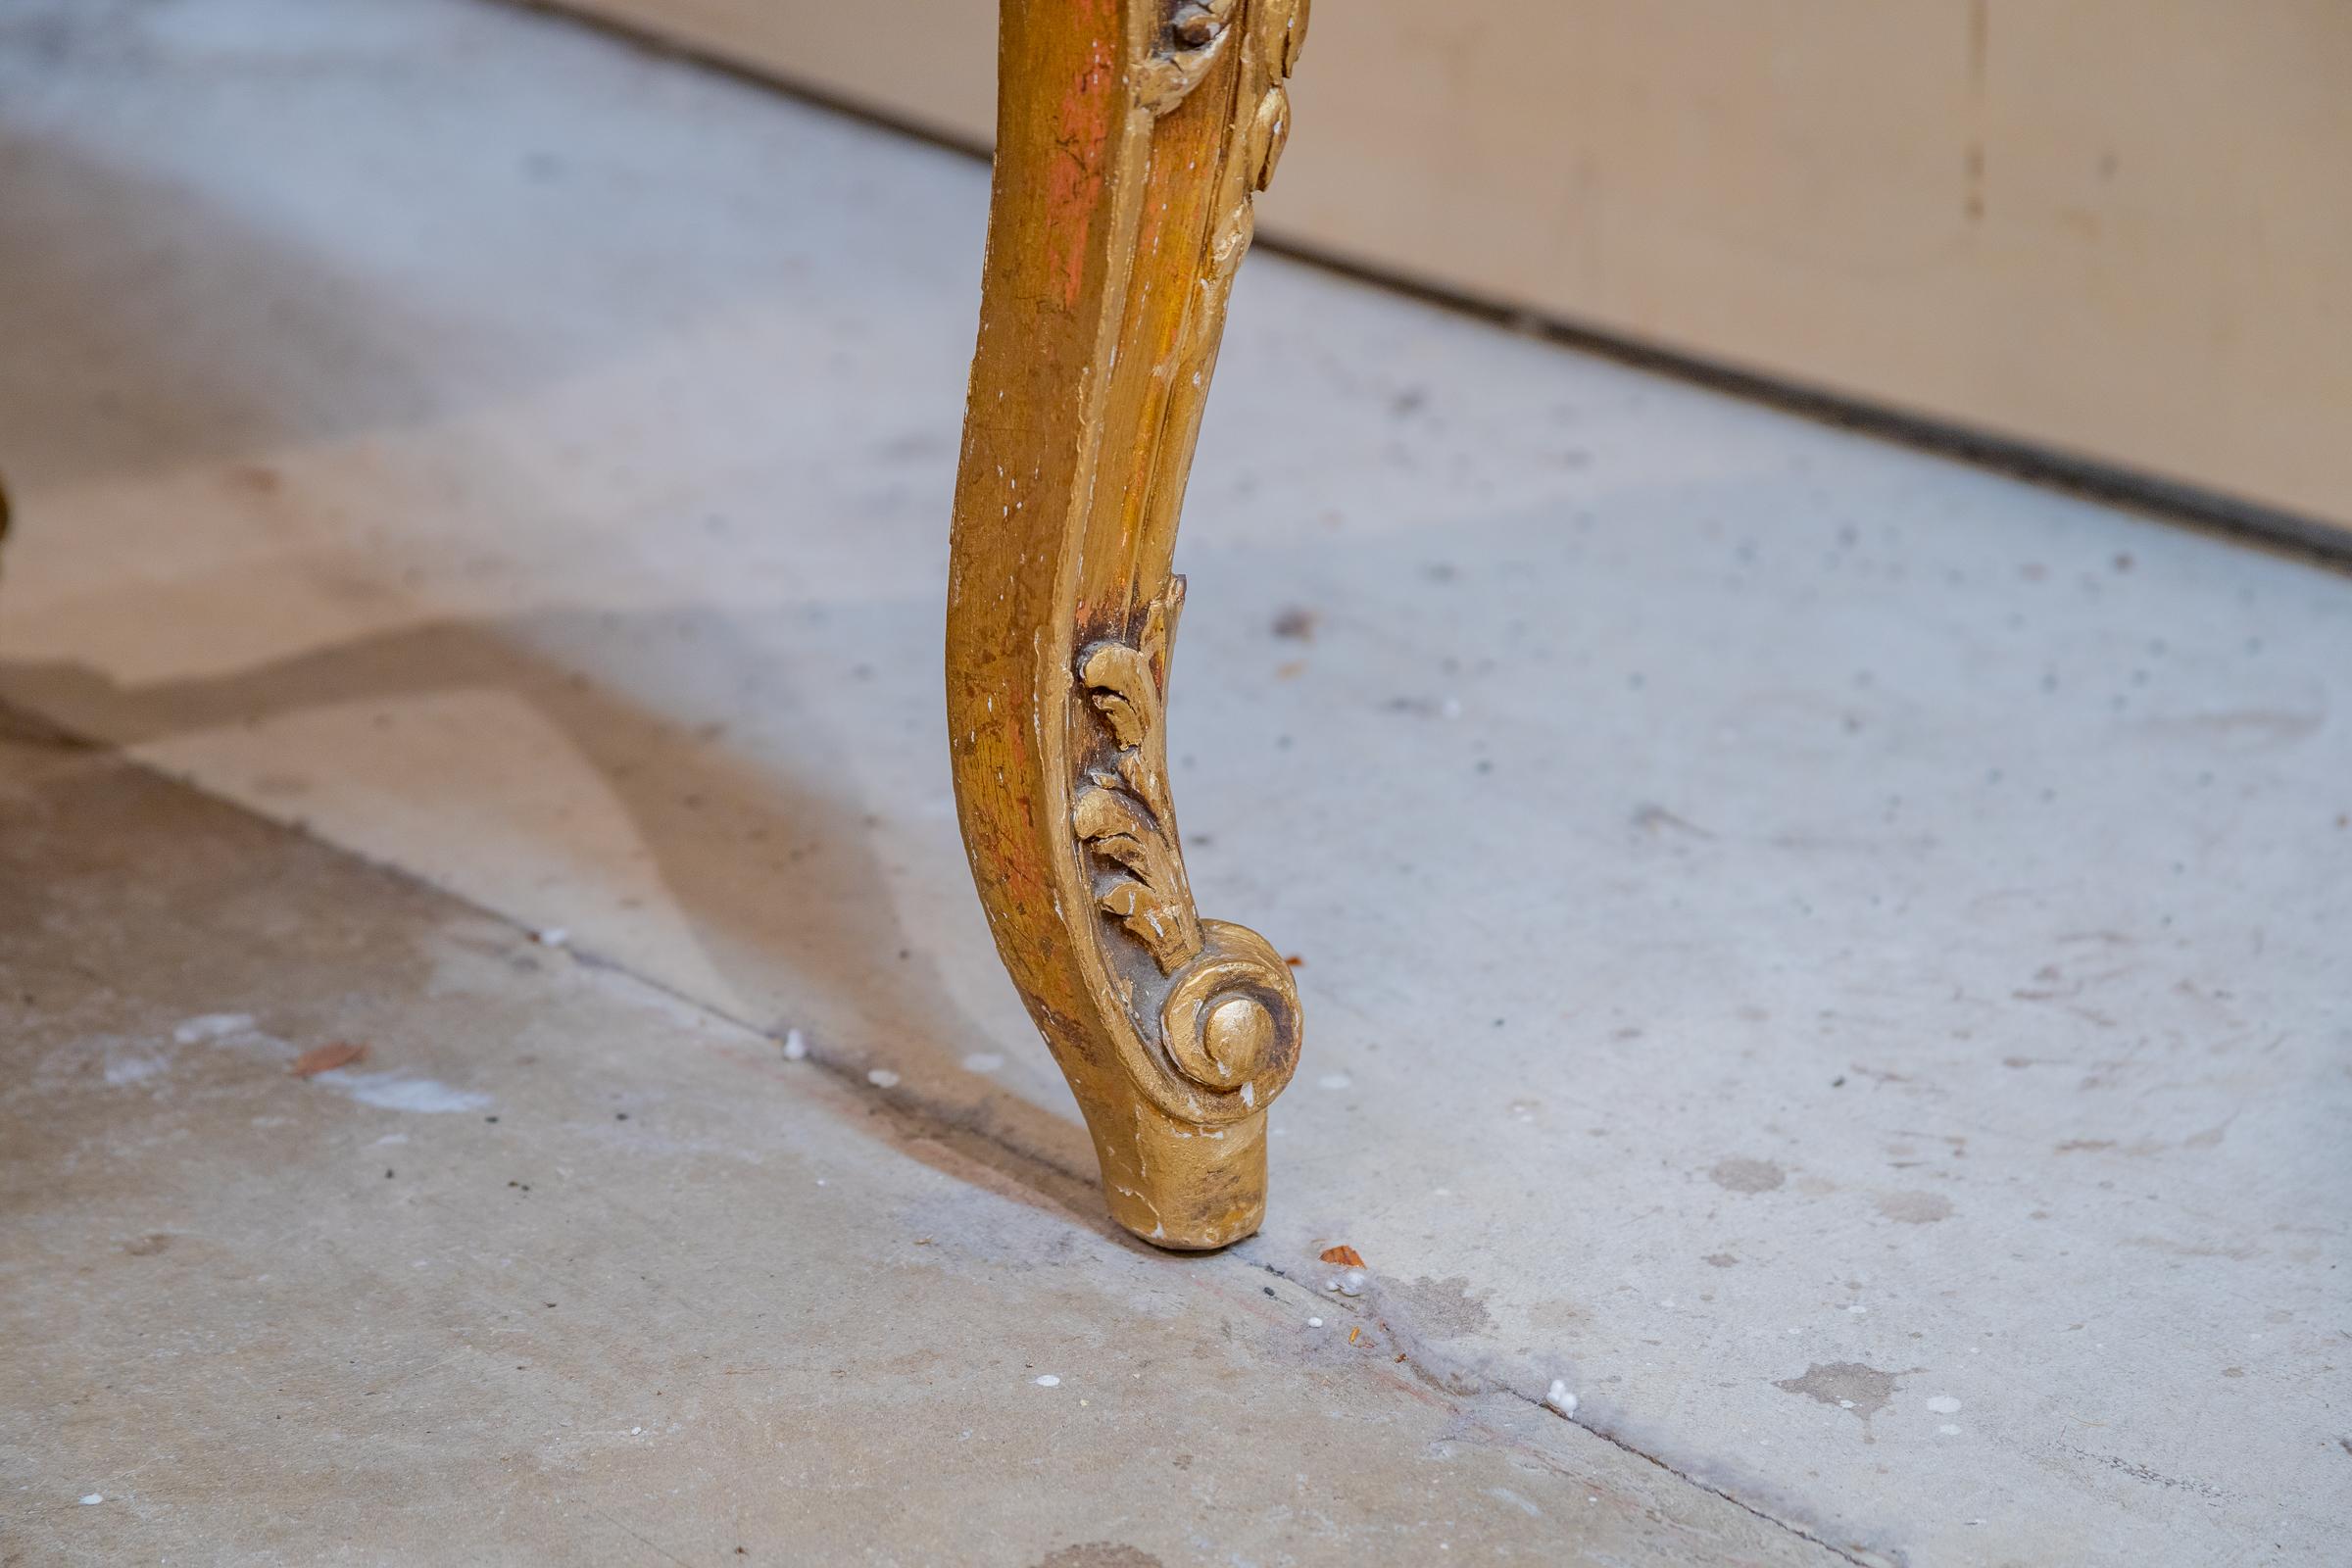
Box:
[947,0,1308,1250]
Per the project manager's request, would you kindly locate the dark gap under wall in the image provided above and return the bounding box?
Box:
[512,0,2351,577]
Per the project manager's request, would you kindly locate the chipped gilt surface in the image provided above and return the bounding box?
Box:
[946,0,1308,1248]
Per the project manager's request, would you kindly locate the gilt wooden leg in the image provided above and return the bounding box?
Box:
[946,0,1308,1250]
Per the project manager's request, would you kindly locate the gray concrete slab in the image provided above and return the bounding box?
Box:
[2,0,2348,1562]
[0,723,1841,1566]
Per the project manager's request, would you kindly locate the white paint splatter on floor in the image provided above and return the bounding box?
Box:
[1488,1486,1543,1518]
[173,1013,256,1044]
[314,1069,492,1113]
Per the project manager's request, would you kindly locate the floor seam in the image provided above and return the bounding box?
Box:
[1547,1407,1881,1568]
[19,711,1878,1558]
[1249,1255,1886,1567]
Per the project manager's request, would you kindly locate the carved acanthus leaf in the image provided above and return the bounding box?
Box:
[1078,642,1154,749]
[1075,585,1202,972]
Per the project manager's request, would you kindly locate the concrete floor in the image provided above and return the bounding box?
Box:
[3,721,1829,1566]
[2,0,2347,1563]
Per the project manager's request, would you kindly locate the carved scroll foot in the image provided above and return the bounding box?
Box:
[1087,916,1300,1250]
[947,0,1309,1249]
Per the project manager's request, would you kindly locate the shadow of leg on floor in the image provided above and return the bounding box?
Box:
[0,601,1135,1242]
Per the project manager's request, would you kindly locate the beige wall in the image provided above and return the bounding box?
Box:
[549,0,2352,530]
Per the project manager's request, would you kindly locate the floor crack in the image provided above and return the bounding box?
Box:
[1548,1406,1888,1568]
[1251,1254,1894,1568]
[36,720,1898,1562]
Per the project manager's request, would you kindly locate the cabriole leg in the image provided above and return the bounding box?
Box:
[946,0,1309,1249]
